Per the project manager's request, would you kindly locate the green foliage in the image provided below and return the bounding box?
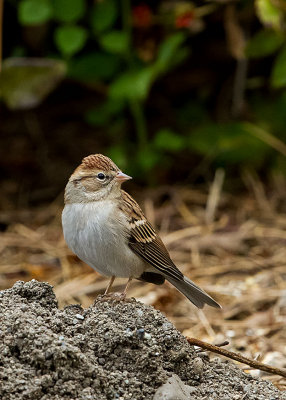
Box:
[154,32,188,74]
[107,145,128,170]
[154,129,185,152]
[256,0,282,29]
[136,148,162,172]
[18,0,53,25]
[188,122,269,165]
[251,92,286,136]
[109,32,188,101]
[52,0,86,23]
[109,68,154,101]
[69,53,121,81]
[99,31,129,54]
[271,45,286,88]
[3,0,286,180]
[245,30,284,58]
[85,99,125,126]
[90,0,117,34]
[54,25,87,56]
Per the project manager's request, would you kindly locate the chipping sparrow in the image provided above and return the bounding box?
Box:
[62,154,220,309]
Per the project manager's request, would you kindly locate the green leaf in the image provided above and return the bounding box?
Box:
[91,0,117,33]
[85,109,109,126]
[255,0,282,29]
[251,92,286,138]
[109,67,154,101]
[18,0,53,25]
[154,129,185,152]
[246,29,284,58]
[271,45,286,88]
[137,148,161,171]
[99,31,129,54]
[85,99,125,126]
[243,122,286,156]
[0,58,66,109]
[54,25,87,56]
[52,0,86,23]
[188,122,268,164]
[154,32,187,74]
[69,52,121,81]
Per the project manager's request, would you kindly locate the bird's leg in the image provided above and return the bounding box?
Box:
[102,277,132,301]
[104,276,115,295]
[122,277,132,298]
[112,277,133,300]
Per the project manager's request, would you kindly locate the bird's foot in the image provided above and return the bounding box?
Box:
[98,292,127,301]
[109,292,127,301]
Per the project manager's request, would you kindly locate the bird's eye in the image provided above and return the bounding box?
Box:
[97,173,106,180]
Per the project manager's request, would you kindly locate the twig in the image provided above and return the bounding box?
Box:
[215,340,229,347]
[187,337,286,378]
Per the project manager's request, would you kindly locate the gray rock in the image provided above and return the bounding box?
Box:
[153,374,196,400]
[0,280,285,400]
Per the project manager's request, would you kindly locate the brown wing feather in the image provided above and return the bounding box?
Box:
[119,191,221,309]
[119,191,184,281]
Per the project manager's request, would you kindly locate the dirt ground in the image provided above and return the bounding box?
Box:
[0,280,285,400]
[1,183,286,395]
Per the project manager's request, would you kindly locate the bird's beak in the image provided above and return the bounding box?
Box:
[116,171,132,182]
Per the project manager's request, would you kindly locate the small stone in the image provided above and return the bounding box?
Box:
[136,328,145,340]
[136,309,144,317]
[192,357,204,376]
[153,374,196,400]
[125,328,133,337]
[75,313,84,320]
[162,322,173,331]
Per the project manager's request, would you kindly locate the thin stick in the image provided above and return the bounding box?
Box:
[186,337,286,378]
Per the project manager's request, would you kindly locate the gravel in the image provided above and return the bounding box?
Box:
[0,280,285,400]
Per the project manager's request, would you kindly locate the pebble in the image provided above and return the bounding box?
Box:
[136,328,145,340]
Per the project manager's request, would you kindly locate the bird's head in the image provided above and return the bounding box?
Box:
[64,154,132,203]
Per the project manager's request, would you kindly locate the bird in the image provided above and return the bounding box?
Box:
[62,154,221,309]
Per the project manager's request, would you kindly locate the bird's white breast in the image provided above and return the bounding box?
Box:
[62,201,146,278]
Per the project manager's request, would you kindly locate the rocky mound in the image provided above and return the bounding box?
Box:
[0,280,284,400]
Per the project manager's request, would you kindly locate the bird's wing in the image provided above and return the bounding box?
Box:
[118,190,221,309]
[119,191,184,281]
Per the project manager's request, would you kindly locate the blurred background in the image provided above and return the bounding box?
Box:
[0,0,286,389]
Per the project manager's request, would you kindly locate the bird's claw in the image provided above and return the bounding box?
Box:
[99,292,127,301]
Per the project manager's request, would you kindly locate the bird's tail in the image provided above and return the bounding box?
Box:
[166,275,221,309]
